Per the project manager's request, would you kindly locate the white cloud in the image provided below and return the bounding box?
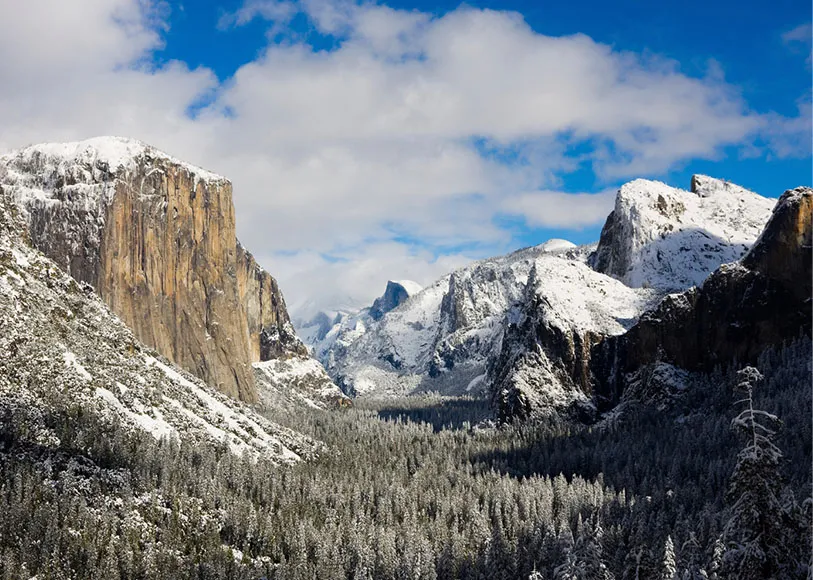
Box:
[782,22,812,45]
[258,242,472,320]
[217,0,297,30]
[782,22,812,69]
[501,189,617,229]
[0,0,807,313]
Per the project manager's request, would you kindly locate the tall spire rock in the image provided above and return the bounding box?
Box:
[0,137,306,402]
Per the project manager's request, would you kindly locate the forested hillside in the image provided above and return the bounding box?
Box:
[1,339,809,579]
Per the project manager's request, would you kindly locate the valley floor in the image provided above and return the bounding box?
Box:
[0,341,810,579]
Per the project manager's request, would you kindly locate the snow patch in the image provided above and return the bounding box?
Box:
[63,350,92,381]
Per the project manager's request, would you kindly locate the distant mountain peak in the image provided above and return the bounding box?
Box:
[370,280,423,321]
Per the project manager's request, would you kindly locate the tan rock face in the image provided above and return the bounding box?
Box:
[237,242,309,361]
[0,138,305,402]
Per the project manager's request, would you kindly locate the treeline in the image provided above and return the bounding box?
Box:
[0,339,810,579]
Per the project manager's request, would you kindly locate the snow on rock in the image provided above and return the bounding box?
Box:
[589,176,774,292]
[63,350,92,381]
[392,279,423,295]
[309,243,595,398]
[253,356,349,411]
[489,256,660,421]
[2,136,225,188]
[539,238,577,253]
[0,137,226,252]
[0,185,316,463]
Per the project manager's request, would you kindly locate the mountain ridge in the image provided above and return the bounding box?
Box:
[307,175,789,422]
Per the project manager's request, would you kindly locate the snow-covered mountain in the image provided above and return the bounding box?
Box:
[296,279,423,375]
[489,256,660,420]
[591,186,812,411]
[303,242,591,397]
[0,136,335,407]
[311,176,777,411]
[0,183,316,462]
[589,175,774,291]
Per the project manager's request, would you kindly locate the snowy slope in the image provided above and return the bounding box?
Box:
[316,240,590,397]
[0,186,316,463]
[489,256,660,419]
[253,357,349,411]
[589,176,774,291]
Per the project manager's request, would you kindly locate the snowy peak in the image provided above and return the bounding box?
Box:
[539,238,577,253]
[690,174,753,198]
[2,136,226,185]
[370,279,422,320]
[589,176,774,292]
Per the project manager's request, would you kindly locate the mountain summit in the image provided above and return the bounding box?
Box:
[589,176,774,291]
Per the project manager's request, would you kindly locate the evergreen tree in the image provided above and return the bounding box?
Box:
[660,536,676,580]
[721,367,805,579]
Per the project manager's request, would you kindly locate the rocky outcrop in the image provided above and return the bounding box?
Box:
[591,187,812,410]
[237,243,308,361]
[0,137,306,402]
[589,176,773,291]
[370,280,421,321]
[0,183,316,462]
[488,258,658,422]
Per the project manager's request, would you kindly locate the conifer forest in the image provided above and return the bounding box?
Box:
[0,340,809,579]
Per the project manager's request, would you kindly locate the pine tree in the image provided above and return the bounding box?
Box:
[660,536,676,580]
[707,537,724,580]
[721,367,805,579]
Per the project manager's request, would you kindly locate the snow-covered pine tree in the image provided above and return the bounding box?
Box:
[721,367,806,579]
[660,536,677,580]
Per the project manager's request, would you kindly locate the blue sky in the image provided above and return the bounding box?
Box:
[0,0,810,314]
[159,0,810,253]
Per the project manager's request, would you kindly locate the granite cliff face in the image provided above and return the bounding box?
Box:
[370,280,423,321]
[237,243,308,362]
[591,186,812,409]
[0,183,315,462]
[0,137,306,402]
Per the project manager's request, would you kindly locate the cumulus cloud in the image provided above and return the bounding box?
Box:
[257,243,472,320]
[0,0,806,313]
[501,189,617,229]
